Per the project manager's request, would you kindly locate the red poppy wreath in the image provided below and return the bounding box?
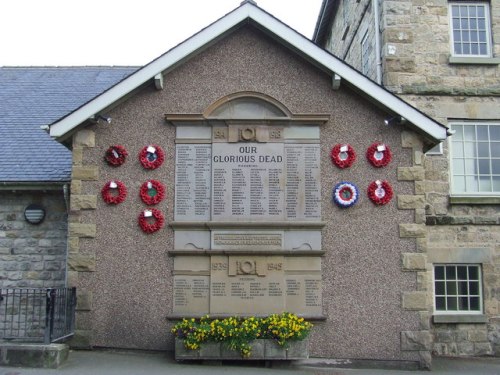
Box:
[331,144,356,169]
[139,145,165,169]
[367,180,393,205]
[366,143,392,168]
[138,208,165,234]
[104,145,128,167]
[139,180,166,205]
[101,180,127,204]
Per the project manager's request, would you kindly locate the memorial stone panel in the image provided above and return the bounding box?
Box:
[174,144,211,221]
[285,275,322,315]
[172,123,323,318]
[173,275,210,314]
[210,255,286,314]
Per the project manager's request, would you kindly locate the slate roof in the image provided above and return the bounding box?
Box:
[0,66,137,184]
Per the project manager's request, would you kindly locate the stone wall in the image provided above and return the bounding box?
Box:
[381,0,500,95]
[322,0,500,358]
[0,190,68,288]
[325,0,500,94]
[385,1,500,358]
[325,0,379,82]
[401,94,500,357]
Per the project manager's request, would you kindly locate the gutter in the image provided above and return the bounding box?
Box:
[0,181,69,191]
[312,0,329,43]
[373,0,382,84]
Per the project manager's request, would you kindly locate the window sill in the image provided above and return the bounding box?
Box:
[449,56,500,65]
[433,314,487,324]
[449,196,500,205]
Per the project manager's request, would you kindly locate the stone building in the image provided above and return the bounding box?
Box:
[0,67,134,288]
[313,0,499,357]
[0,67,136,289]
[40,1,452,369]
[15,0,500,369]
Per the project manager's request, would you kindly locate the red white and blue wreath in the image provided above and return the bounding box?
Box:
[367,180,393,205]
[138,208,165,234]
[101,180,127,205]
[333,182,359,208]
[139,145,165,170]
[139,180,165,205]
[331,144,356,169]
[366,142,392,168]
[105,145,128,167]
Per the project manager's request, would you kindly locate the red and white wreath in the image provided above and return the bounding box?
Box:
[138,208,165,234]
[139,180,166,205]
[101,180,127,205]
[367,180,393,205]
[104,145,128,167]
[331,144,356,169]
[366,143,392,168]
[139,145,165,170]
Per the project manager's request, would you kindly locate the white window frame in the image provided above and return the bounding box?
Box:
[425,142,443,156]
[449,2,493,58]
[433,264,483,315]
[449,121,500,196]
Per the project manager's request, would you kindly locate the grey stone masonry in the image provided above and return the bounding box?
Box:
[0,190,68,288]
[320,0,500,359]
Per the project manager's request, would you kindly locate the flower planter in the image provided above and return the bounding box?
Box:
[174,338,309,361]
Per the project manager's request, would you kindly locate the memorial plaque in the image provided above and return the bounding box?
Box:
[210,143,321,221]
[284,144,321,220]
[172,124,323,317]
[173,275,210,314]
[174,144,212,221]
[285,274,322,315]
[212,143,285,221]
[210,255,286,314]
[212,231,283,250]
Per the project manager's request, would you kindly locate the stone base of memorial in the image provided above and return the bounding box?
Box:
[174,338,309,361]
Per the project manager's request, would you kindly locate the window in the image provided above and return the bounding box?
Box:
[434,265,482,314]
[450,122,500,195]
[361,31,372,76]
[425,142,443,156]
[449,2,492,57]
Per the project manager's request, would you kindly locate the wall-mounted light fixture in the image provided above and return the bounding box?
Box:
[384,116,406,126]
[90,114,112,124]
[24,204,46,225]
[95,114,112,124]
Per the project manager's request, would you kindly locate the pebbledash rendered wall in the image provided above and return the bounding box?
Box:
[321,0,500,357]
[0,191,67,288]
[67,26,435,367]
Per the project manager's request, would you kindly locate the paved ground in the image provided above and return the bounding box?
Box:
[0,350,499,375]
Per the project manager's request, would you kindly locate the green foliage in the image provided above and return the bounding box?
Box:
[171,313,313,357]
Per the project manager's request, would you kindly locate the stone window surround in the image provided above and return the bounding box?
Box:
[448,121,500,198]
[448,2,494,59]
[433,264,483,312]
[429,247,491,324]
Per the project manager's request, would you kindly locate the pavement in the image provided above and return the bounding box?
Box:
[0,350,499,375]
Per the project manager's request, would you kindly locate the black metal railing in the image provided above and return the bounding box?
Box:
[0,287,76,344]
